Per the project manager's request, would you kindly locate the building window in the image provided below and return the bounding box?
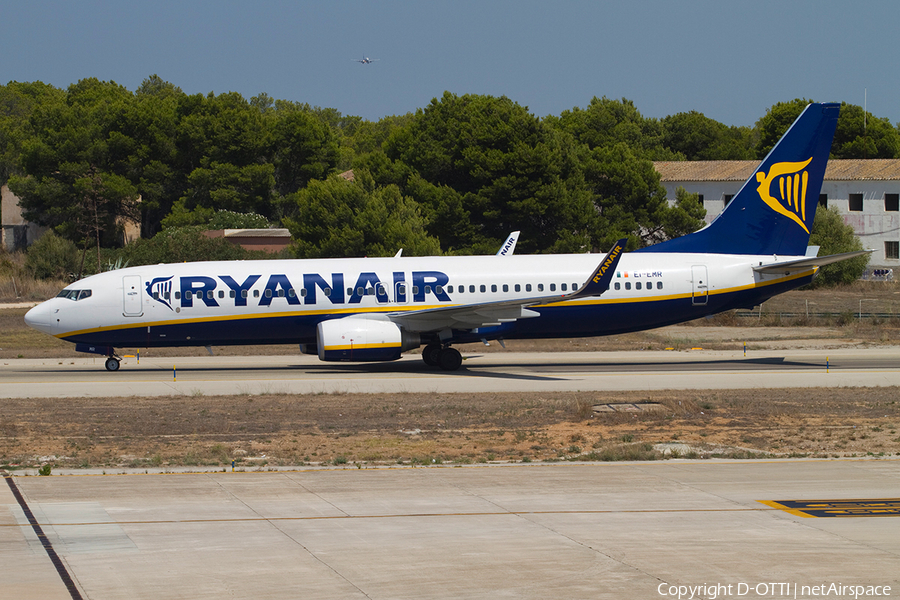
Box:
[723,194,734,207]
[887,241,900,260]
[697,194,704,203]
[849,193,863,212]
[885,194,899,212]
[819,194,828,208]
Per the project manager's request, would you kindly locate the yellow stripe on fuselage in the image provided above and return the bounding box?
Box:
[55,269,815,339]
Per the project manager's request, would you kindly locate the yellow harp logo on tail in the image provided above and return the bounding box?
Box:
[755,158,813,233]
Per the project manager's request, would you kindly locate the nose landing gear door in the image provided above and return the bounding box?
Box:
[123,275,143,316]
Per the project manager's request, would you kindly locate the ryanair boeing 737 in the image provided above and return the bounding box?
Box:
[25,103,867,371]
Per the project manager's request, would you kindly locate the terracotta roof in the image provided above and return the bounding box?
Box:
[654,159,900,182]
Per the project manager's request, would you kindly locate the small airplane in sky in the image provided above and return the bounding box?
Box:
[352,56,379,64]
[25,103,867,372]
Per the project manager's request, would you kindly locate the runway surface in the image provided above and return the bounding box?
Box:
[3,460,899,600]
[1,348,898,397]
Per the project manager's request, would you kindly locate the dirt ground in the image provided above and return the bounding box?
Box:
[2,388,898,471]
[2,282,899,470]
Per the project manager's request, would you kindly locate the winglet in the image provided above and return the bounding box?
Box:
[567,238,626,300]
[496,231,520,256]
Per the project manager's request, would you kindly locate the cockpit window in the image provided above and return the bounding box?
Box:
[56,289,92,301]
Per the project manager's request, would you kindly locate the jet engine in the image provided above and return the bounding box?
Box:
[317,317,420,362]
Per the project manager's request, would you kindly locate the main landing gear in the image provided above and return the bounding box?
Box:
[422,344,462,371]
[105,354,121,372]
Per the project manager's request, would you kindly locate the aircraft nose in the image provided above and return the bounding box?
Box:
[24,301,55,334]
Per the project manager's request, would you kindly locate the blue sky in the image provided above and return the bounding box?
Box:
[3,0,899,127]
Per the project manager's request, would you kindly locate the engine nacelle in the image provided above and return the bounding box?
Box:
[317,317,420,362]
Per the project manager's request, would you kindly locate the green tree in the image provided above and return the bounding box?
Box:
[0,81,66,182]
[754,99,900,160]
[583,144,705,248]
[268,109,339,196]
[753,99,811,159]
[547,96,677,160]
[9,79,140,248]
[806,206,868,287]
[661,111,753,160]
[384,92,596,253]
[831,102,900,159]
[283,171,440,258]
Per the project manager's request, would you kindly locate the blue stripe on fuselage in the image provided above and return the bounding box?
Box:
[61,273,812,349]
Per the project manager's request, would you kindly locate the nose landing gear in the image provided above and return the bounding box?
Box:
[105,355,121,371]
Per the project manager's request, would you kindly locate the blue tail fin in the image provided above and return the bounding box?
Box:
[642,102,840,256]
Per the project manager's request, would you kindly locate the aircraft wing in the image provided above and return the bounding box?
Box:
[389,239,626,332]
[753,250,872,275]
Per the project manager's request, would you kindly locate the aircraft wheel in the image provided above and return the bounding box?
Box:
[422,344,441,367]
[105,357,121,372]
[438,347,462,371]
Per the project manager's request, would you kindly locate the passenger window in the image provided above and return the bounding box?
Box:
[526,284,532,292]
[218,290,224,299]
[491,284,497,293]
[185,291,193,300]
[241,290,248,298]
[288,288,296,298]
[447,285,454,293]
[480,284,486,292]
[413,286,420,295]
[300,288,307,297]
[265,289,272,298]
[550,284,556,292]
[254,289,260,298]
[377,284,387,295]
[469,285,475,293]
[561,284,567,292]
[537,284,543,292]
[436,285,443,294]
[636,282,642,290]
[153,291,159,299]
[503,284,509,292]
[456,286,463,294]
[175,291,182,300]
[230,290,236,298]
[657,282,663,290]
[163,292,170,300]
[625,282,631,290]
[614,282,620,290]
[572,284,578,291]
[515,284,521,292]
[324,288,331,297]
[425,285,432,294]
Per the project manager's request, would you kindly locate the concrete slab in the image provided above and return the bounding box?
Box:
[4,460,899,599]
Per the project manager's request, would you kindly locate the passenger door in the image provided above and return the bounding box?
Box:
[123,275,143,316]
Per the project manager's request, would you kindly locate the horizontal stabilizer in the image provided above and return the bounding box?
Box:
[753,250,872,275]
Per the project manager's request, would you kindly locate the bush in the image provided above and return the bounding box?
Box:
[24,231,78,280]
[118,226,264,266]
[807,207,869,287]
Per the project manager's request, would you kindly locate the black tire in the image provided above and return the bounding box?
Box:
[105,357,120,372]
[422,344,442,367]
[438,347,462,371]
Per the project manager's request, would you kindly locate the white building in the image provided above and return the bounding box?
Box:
[655,159,900,269]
